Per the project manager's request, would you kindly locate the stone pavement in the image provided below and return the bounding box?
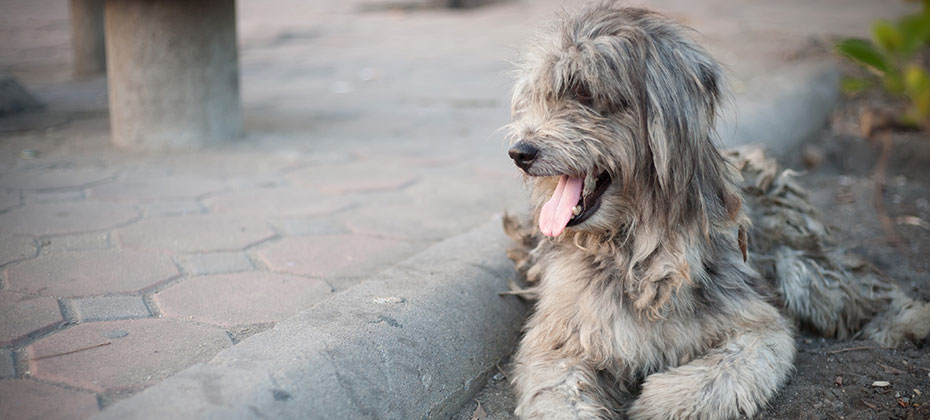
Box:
[0,0,915,419]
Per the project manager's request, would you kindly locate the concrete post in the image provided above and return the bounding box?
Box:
[70,0,106,78]
[104,0,242,151]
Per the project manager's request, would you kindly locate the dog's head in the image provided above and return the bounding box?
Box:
[507,3,742,240]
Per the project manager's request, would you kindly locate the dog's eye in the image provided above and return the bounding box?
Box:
[572,85,595,107]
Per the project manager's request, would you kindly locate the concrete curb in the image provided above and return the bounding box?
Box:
[94,218,526,420]
[93,61,841,420]
[719,60,841,152]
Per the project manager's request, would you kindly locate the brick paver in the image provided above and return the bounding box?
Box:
[138,200,205,217]
[257,234,420,280]
[0,167,113,190]
[41,232,110,253]
[0,380,99,420]
[27,319,231,393]
[6,250,179,297]
[0,291,63,346]
[342,201,488,241]
[0,233,36,266]
[0,202,138,236]
[155,272,332,327]
[175,252,254,276]
[267,216,349,236]
[203,186,353,217]
[87,174,226,202]
[69,296,151,322]
[350,151,462,168]
[286,163,420,194]
[116,214,275,253]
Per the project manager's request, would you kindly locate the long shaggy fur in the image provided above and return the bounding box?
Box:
[502,3,930,420]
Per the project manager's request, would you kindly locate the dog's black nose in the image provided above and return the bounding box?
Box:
[509,141,539,171]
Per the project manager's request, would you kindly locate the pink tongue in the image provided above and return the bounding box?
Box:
[539,175,583,237]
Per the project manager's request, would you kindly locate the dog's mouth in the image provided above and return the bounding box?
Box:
[538,170,611,237]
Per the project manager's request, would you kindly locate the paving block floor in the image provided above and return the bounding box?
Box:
[0,0,913,418]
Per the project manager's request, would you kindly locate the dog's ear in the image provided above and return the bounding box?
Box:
[630,27,745,239]
[639,40,724,196]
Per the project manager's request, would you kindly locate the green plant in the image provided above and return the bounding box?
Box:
[836,0,930,129]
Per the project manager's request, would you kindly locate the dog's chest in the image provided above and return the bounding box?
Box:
[537,251,711,372]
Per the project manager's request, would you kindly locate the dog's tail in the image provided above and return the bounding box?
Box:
[727,147,930,346]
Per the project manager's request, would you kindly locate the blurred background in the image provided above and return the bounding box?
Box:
[1,1,928,419]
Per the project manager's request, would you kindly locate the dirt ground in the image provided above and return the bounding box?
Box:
[453,96,930,420]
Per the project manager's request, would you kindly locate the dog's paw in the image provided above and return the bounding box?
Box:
[515,390,606,420]
[628,370,705,420]
[627,366,754,420]
[862,297,930,346]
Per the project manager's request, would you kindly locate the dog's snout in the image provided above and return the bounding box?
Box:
[509,141,539,171]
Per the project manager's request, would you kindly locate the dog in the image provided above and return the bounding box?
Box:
[501,3,930,419]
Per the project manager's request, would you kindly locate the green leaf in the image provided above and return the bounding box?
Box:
[836,38,890,74]
[883,71,906,95]
[904,64,930,94]
[904,65,930,120]
[872,20,903,54]
[840,76,873,95]
[898,15,930,54]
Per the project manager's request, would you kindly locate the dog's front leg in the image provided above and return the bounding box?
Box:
[628,306,795,420]
[512,348,622,420]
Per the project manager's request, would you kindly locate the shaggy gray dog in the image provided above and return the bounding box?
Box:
[502,3,930,419]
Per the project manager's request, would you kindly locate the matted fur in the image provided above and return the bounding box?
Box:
[502,3,930,420]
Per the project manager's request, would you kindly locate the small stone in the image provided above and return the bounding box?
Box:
[372,296,406,304]
[834,376,843,386]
